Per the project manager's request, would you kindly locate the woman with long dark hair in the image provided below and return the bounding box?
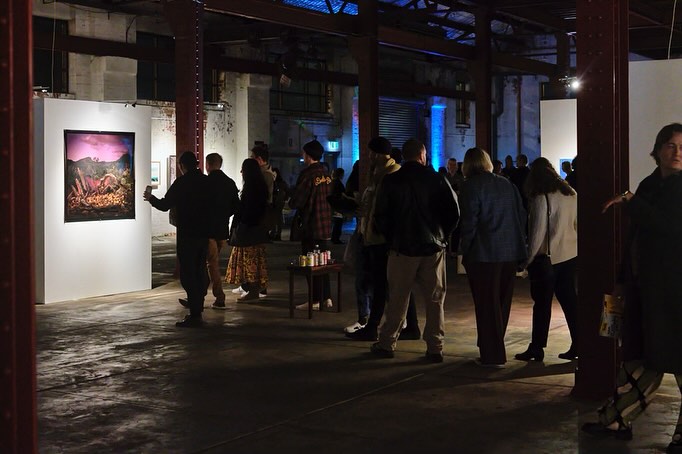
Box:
[225,158,269,301]
[515,157,578,362]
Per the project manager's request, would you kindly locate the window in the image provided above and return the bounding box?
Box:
[137,32,175,102]
[270,54,329,114]
[33,16,68,94]
[455,81,470,126]
[204,69,219,103]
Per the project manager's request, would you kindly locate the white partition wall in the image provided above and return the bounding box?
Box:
[34,98,152,303]
[628,59,682,188]
[540,98,577,173]
[541,60,682,186]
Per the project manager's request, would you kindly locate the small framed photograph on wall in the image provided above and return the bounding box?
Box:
[151,161,160,188]
[168,155,177,186]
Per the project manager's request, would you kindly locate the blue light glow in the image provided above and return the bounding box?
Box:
[431,104,446,170]
[352,97,359,162]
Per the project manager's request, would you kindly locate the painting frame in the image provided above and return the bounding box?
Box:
[64,129,136,223]
[150,161,160,188]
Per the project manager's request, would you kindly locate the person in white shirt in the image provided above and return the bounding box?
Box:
[515,157,578,362]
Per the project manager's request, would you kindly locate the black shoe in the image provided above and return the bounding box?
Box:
[346,325,378,341]
[581,422,632,441]
[398,329,422,340]
[668,435,682,453]
[211,300,226,310]
[369,342,394,358]
[515,345,544,361]
[425,351,444,363]
[175,315,203,328]
[558,347,578,360]
[178,298,189,308]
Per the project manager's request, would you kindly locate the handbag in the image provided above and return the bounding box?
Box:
[289,210,306,242]
[526,194,553,281]
[229,222,267,247]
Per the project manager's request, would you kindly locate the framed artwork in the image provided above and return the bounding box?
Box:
[150,161,160,188]
[64,130,135,222]
[168,155,177,186]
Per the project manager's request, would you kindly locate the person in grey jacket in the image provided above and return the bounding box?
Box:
[369,139,459,363]
[459,147,527,368]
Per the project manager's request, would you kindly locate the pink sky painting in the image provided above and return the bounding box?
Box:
[65,131,133,162]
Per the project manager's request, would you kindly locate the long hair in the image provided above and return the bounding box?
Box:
[650,123,682,165]
[524,157,576,198]
[462,147,493,177]
[241,158,268,204]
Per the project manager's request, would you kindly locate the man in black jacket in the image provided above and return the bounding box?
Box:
[370,139,459,362]
[205,153,239,310]
[145,151,210,327]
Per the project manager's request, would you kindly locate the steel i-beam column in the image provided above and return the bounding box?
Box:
[574,0,629,399]
[473,6,492,152]
[351,0,379,191]
[0,0,38,452]
[165,0,205,170]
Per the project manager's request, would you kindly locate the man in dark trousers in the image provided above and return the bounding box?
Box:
[144,151,210,327]
[205,153,239,310]
[370,139,459,362]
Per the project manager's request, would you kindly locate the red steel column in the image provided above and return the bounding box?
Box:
[164,0,205,170]
[574,0,629,399]
[0,0,38,452]
[473,6,492,152]
[352,0,379,191]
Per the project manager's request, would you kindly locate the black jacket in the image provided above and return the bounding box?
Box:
[374,161,459,256]
[149,168,209,238]
[207,169,239,240]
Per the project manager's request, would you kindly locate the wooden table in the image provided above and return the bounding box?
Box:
[287,263,344,319]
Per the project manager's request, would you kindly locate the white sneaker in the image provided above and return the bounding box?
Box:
[324,299,333,308]
[344,321,366,334]
[296,302,320,311]
[231,286,245,294]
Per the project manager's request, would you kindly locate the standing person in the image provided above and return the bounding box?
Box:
[330,167,346,244]
[225,158,270,302]
[492,159,503,175]
[501,154,516,179]
[289,140,333,309]
[446,157,464,193]
[205,153,239,310]
[229,143,275,297]
[369,139,459,362]
[565,157,578,191]
[511,154,530,210]
[459,147,527,367]
[514,157,578,361]
[582,123,682,453]
[271,168,289,241]
[346,137,421,341]
[144,151,210,327]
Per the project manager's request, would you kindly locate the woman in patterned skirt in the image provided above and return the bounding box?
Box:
[225,158,269,301]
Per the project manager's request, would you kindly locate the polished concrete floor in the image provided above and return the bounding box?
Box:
[37,234,681,453]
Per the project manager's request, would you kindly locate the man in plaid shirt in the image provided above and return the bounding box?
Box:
[289,140,333,308]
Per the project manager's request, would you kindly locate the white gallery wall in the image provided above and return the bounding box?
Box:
[541,59,682,186]
[34,98,152,303]
[539,98,577,173]
[628,59,682,188]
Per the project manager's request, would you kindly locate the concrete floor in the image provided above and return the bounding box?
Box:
[37,235,681,453]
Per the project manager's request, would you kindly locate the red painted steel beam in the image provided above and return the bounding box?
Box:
[164,0,205,169]
[377,25,476,60]
[0,0,37,452]
[574,0,629,400]
[492,52,557,76]
[473,5,492,153]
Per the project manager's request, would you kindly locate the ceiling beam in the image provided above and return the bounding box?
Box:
[494,7,573,33]
[492,52,557,76]
[378,25,475,60]
[204,0,358,35]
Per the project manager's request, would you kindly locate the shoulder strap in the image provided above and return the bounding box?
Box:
[544,193,551,256]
